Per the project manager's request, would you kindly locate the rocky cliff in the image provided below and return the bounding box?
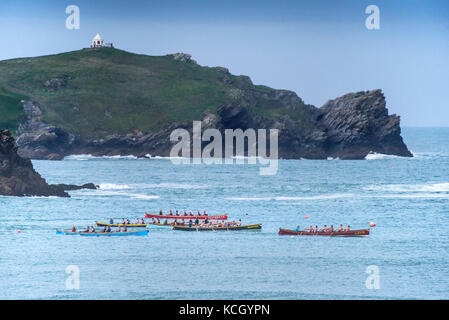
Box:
[15,89,412,160]
[0,129,97,197]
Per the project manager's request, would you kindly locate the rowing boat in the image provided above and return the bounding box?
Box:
[278,228,370,237]
[145,213,227,220]
[173,224,262,231]
[96,221,147,227]
[56,229,149,236]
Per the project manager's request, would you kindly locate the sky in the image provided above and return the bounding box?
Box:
[0,0,448,126]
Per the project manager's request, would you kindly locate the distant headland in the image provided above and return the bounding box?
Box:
[0,40,412,160]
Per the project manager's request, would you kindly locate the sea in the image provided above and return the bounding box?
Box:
[0,127,448,299]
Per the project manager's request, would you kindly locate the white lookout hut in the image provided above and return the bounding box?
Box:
[91,33,104,48]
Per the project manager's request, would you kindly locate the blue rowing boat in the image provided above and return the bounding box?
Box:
[56,229,149,236]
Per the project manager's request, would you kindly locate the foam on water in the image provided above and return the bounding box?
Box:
[364,152,402,160]
[73,189,160,200]
[64,154,140,160]
[227,194,355,201]
[364,182,449,193]
[99,183,131,190]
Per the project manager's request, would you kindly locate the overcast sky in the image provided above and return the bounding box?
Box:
[0,0,448,126]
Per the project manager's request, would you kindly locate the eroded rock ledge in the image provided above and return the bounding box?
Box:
[0,129,97,197]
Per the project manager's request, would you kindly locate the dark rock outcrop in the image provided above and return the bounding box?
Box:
[316,89,412,159]
[16,101,76,160]
[44,77,67,91]
[0,129,97,197]
[15,89,412,160]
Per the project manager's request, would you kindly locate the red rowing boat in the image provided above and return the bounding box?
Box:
[144,212,227,220]
[278,228,370,237]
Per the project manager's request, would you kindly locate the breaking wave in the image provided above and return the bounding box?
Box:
[364,182,449,193]
[73,190,159,200]
[64,154,140,160]
[99,183,131,190]
[227,194,354,201]
[99,183,207,190]
[364,152,402,160]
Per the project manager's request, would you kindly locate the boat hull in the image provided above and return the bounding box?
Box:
[145,213,227,220]
[278,228,370,237]
[173,224,262,231]
[96,222,147,228]
[147,222,175,227]
[56,229,149,236]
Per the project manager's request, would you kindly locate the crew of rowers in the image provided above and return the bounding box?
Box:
[107,218,145,225]
[294,224,351,233]
[158,210,209,217]
[72,225,122,233]
[150,217,243,228]
[71,217,146,233]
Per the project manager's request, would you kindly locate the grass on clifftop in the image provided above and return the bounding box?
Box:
[0,87,27,133]
[0,48,312,138]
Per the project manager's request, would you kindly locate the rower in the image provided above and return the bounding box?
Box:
[84,226,89,232]
[123,225,127,232]
[189,210,193,216]
[339,224,344,232]
[345,225,350,231]
[90,226,95,233]
[137,218,141,224]
[237,219,242,226]
[184,210,187,216]
[103,226,107,232]
[109,218,114,224]
[175,210,179,216]
[72,225,76,232]
[231,220,235,226]
[106,226,111,233]
[159,209,163,215]
[117,226,121,232]
[126,219,130,225]
[188,220,192,227]
[330,225,334,232]
[204,210,207,216]
[195,218,199,225]
[322,225,328,232]
[197,210,201,216]
[164,219,168,225]
[141,218,145,224]
[314,225,318,233]
[169,210,173,216]
[122,218,126,225]
[308,225,313,232]
[294,225,300,232]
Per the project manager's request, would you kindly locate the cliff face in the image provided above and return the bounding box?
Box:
[316,89,412,159]
[0,48,412,160]
[14,90,411,160]
[0,129,96,197]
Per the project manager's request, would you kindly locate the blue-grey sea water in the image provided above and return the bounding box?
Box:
[0,127,448,299]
